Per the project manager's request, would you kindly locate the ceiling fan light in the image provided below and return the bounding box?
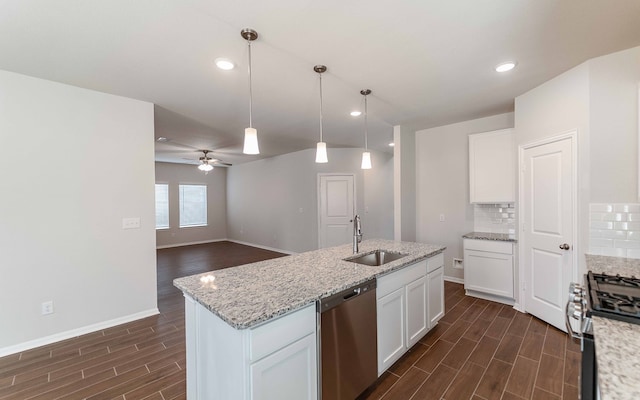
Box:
[198,163,214,172]
[361,151,372,170]
[315,142,328,163]
[243,127,259,155]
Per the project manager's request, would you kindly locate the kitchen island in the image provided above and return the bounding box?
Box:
[584,254,640,400]
[174,239,445,400]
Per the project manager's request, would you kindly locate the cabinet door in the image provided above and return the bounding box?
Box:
[464,250,514,298]
[427,267,445,328]
[377,287,405,375]
[406,276,428,347]
[469,128,515,203]
[250,333,317,400]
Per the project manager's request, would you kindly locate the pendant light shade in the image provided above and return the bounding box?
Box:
[360,89,372,170]
[242,28,260,155]
[243,127,259,155]
[314,65,328,163]
[198,163,214,172]
[316,142,328,163]
[361,151,372,169]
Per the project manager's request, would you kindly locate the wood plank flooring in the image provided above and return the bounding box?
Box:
[0,242,580,399]
[359,281,581,400]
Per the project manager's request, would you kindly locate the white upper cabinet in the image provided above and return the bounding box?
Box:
[469,128,515,203]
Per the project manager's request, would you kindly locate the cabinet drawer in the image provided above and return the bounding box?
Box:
[426,253,444,273]
[377,260,427,299]
[463,239,512,255]
[250,304,316,362]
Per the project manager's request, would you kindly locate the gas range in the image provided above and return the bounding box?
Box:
[566,271,640,400]
[586,272,640,324]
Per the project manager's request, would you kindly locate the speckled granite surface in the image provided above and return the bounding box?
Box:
[174,239,445,329]
[462,231,517,242]
[592,317,640,400]
[585,254,640,400]
[585,254,640,277]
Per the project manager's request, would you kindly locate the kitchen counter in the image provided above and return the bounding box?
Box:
[585,254,640,400]
[174,239,445,329]
[462,231,517,242]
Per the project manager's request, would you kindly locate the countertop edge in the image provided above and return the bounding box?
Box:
[174,240,446,330]
[462,231,517,243]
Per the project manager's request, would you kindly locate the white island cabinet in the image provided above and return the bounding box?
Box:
[376,252,444,375]
[185,296,317,400]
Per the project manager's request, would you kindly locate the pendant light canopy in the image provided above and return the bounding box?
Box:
[360,89,372,169]
[241,28,260,155]
[314,65,328,163]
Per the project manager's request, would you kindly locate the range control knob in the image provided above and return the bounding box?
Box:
[568,303,583,320]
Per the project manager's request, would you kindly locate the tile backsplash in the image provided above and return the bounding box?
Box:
[589,203,640,259]
[473,203,516,234]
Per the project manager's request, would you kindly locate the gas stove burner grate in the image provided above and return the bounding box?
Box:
[594,274,640,288]
[592,290,640,317]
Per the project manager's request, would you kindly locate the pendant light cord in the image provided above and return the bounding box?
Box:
[248,39,253,128]
[319,72,323,142]
[364,94,368,150]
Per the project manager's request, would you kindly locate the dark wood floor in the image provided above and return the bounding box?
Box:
[0,242,580,399]
[359,281,581,400]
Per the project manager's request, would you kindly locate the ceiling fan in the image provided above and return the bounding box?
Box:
[197,150,232,173]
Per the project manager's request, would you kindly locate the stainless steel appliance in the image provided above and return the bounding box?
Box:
[566,272,640,400]
[319,279,377,400]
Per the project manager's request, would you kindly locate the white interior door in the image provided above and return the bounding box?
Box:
[318,174,355,248]
[521,135,575,331]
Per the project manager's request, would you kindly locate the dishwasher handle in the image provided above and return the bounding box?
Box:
[319,279,376,313]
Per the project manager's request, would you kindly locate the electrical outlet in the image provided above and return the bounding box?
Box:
[41,301,54,315]
[439,214,445,222]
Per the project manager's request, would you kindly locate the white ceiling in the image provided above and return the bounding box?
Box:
[2,0,640,166]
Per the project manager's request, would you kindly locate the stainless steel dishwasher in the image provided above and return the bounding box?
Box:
[319,279,377,400]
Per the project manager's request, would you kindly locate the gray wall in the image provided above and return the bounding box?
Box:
[0,70,157,354]
[155,162,228,248]
[226,148,393,254]
[515,45,640,274]
[394,125,417,241]
[415,113,515,281]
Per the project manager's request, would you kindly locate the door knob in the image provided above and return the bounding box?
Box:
[559,243,571,250]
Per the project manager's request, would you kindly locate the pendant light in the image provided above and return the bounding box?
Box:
[360,89,372,169]
[241,28,260,155]
[314,65,328,163]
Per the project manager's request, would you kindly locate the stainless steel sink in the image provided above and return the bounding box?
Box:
[344,250,407,266]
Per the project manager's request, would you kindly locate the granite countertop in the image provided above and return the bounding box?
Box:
[174,239,445,330]
[462,231,517,242]
[585,254,640,400]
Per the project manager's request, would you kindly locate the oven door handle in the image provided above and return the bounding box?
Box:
[565,301,582,339]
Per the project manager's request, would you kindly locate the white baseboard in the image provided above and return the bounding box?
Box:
[156,238,227,249]
[0,308,159,358]
[444,276,464,284]
[227,239,296,255]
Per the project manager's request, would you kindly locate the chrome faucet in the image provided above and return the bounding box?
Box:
[353,214,362,254]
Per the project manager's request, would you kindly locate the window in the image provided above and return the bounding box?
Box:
[179,184,207,227]
[155,184,169,229]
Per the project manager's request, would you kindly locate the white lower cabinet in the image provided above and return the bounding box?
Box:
[184,296,317,400]
[463,239,514,303]
[406,276,428,347]
[250,334,317,400]
[376,253,444,376]
[377,287,406,374]
[427,267,445,328]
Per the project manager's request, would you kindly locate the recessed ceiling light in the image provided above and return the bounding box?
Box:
[156,137,169,142]
[388,142,395,147]
[215,58,235,70]
[350,111,362,117]
[495,61,516,72]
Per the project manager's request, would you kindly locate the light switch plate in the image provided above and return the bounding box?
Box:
[122,217,141,229]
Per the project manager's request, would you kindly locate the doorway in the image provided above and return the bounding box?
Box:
[318,174,356,249]
[519,132,577,331]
